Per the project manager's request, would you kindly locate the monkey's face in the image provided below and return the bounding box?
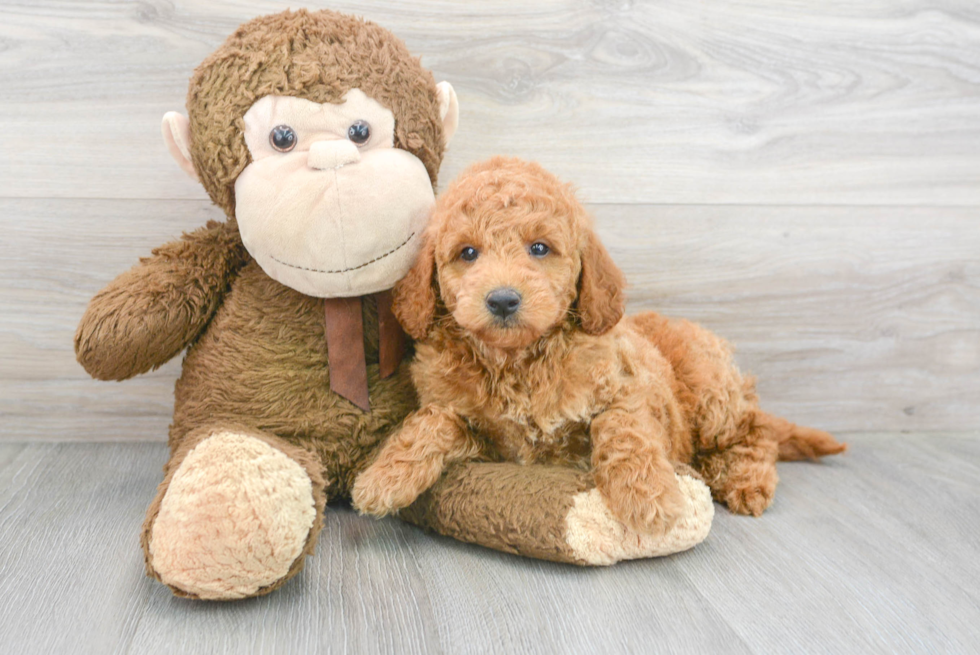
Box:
[233,90,435,298]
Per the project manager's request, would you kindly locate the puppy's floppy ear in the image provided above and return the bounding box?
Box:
[577,230,626,335]
[393,233,438,340]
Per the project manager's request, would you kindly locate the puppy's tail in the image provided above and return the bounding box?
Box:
[760,413,847,461]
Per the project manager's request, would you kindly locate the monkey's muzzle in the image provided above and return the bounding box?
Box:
[308,139,360,171]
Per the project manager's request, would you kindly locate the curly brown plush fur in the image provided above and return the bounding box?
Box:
[186,9,446,217]
[353,157,846,526]
[73,11,452,600]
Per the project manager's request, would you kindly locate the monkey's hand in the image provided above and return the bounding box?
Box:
[75,219,247,380]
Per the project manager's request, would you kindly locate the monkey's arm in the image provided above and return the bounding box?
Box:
[399,462,715,566]
[75,219,248,381]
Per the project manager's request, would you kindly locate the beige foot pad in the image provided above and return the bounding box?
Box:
[565,473,714,565]
[149,432,317,599]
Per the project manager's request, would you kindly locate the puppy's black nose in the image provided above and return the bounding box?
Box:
[486,288,521,319]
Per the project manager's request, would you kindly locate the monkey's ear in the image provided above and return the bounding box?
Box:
[577,230,626,335]
[392,234,438,341]
[162,112,198,181]
[436,82,459,147]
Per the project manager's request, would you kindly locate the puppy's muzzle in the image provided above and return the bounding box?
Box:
[486,288,521,320]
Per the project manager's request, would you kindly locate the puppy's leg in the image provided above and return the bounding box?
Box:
[699,407,846,516]
[633,313,843,516]
[633,314,780,516]
[696,407,781,516]
[352,405,481,517]
[591,406,686,534]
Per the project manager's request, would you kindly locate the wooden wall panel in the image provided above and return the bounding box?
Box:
[0,0,977,204]
[0,1,977,438]
[1,199,975,439]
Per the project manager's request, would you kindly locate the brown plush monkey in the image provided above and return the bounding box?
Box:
[75,10,712,601]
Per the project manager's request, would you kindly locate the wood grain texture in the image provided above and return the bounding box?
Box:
[0,3,977,435]
[604,204,980,433]
[2,198,976,439]
[0,0,978,204]
[673,434,980,654]
[0,436,977,654]
[0,198,215,441]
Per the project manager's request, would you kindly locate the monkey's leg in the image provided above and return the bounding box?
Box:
[141,424,326,600]
[398,462,714,566]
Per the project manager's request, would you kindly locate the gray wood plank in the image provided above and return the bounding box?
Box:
[0,442,162,655]
[2,199,976,439]
[603,204,980,434]
[0,198,216,440]
[0,0,978,204]
[674,434,980,654]
[1,436,978,654]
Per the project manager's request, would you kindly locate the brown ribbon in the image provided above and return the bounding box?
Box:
[375,290,406,379]
[323,291,406,412]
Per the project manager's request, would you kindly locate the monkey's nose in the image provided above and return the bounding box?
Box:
[486,288,522,320]
[307,139,360,170]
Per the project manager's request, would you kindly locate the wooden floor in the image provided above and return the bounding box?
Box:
[0,434,977,654]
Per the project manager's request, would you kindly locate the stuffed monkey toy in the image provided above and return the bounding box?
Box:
[75,10,714,601]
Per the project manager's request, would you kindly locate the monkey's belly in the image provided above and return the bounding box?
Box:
[169,262,418,493]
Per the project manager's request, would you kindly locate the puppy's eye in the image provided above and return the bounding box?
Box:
[270,125,297,152]
[460,246,479,262]
[348,120,371,145]
[529,242,550,257]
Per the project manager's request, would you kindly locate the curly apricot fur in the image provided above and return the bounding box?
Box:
[359,157,846,527]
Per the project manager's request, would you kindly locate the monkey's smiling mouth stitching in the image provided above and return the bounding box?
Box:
[269,232,416,274]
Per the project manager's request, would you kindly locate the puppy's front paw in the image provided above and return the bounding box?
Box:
[600,467,687,535]
[351,462,429,517]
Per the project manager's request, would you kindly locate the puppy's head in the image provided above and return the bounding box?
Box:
[394,157,625,350]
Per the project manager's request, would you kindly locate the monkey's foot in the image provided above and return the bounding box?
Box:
[144,431,320,600]
[564,473,714,565]
[399,463,713,566]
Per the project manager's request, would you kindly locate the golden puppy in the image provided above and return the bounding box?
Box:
[352,157,845,533]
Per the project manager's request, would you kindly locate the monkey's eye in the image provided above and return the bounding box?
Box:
[460,246,479,262]
[347,120,371,145]
[529,242,550,257]
[269,125,297,152]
